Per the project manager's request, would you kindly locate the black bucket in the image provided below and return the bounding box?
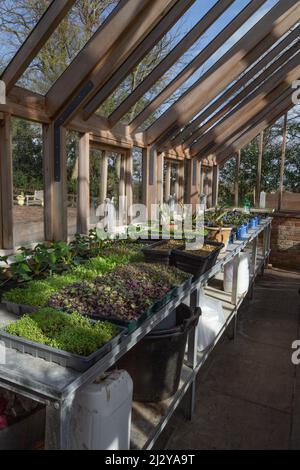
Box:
[117,304,201,402]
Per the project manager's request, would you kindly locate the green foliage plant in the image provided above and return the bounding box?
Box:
[5,308,117,356]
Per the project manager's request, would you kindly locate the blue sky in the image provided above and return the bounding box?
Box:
[146,0,279,119]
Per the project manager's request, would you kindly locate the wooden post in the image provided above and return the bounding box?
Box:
[199,160,203,196]
[174,164,179,202]
[43,123,54,241]
[278,112,288,212]
[53,126,68,241]
[157,152,164,205]
[0,113,14,249]
[142,147,149,209]
[177,161,184,204]
[234,150,241,207]
[185,159,192,205]
[165,161,171,202]
[212,164,219,207]
[77,133,90,234]
[99,150,108,205]
[256,131,264,207]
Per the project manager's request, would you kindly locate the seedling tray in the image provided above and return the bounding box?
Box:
[141,240,177,266]
[86,286,179,333]
[0,322,127,372]
[2,300,38,316]
[172,241,224,279]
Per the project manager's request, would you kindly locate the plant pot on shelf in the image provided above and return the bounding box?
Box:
[205,226,232,252]
[141,240,183,266]
[117,304,201,402]
[172,241,224,279]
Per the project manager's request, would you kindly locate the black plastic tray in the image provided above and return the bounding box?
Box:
[0,322,127,372]
[141,240,186,266]
[141,240,174,265]
[172,241,224,279]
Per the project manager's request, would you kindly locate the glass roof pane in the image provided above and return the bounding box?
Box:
[13,0,119,95]
[97,0,220,118]
[0,0,50,75]
[135,0,279,131]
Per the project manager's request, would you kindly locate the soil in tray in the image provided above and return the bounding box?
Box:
[182,244,217,256]
[151,240,183,251]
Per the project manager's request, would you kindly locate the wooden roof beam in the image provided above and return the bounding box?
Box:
[106,0,236,128]
[46,0,176,118]
[1,0,76,92]
[215,94,294,164]
[145,0,300,146]
[190,55,300,158]
[81,0,196,121]
[188,44,299,155]
[197,87,293,162]
[170,25,300,148]
[129,0,266,135]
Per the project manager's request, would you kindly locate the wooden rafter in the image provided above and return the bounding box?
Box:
[81,0,196,120]
[182,40,299,151]
[46,0,177,119]
[190,52,300,157]
[215,92,294,164]
[129,0,266,134]
[145,0,300,146]
[3,86,147,148]
[195,83,296,161]
[195,86,292,163]
[107,0,236,128]
[170,25,300,149]
[1,0,76,92]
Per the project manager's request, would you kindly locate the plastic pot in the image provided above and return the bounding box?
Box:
[172,241,224,279]
[117,304,201,402]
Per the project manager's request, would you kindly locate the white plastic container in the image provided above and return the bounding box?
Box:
[197,293,225,352]
[71,370,133,450]
[223,252,250,296]
[259,191,266,209]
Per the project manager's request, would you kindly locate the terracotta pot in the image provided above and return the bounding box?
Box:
[205,226,232,252]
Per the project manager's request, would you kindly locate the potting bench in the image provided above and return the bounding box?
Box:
[0,218,272,450]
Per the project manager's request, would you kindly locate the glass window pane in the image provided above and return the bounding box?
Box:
[12,117,44,246]
[0,0,50,75]
[133,147,142,204]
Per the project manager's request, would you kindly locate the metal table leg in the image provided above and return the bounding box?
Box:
[249,237,258,299]
[184,284,200,421]
[45,394,75,450]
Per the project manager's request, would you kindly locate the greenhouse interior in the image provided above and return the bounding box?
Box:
[0,0,299,452]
